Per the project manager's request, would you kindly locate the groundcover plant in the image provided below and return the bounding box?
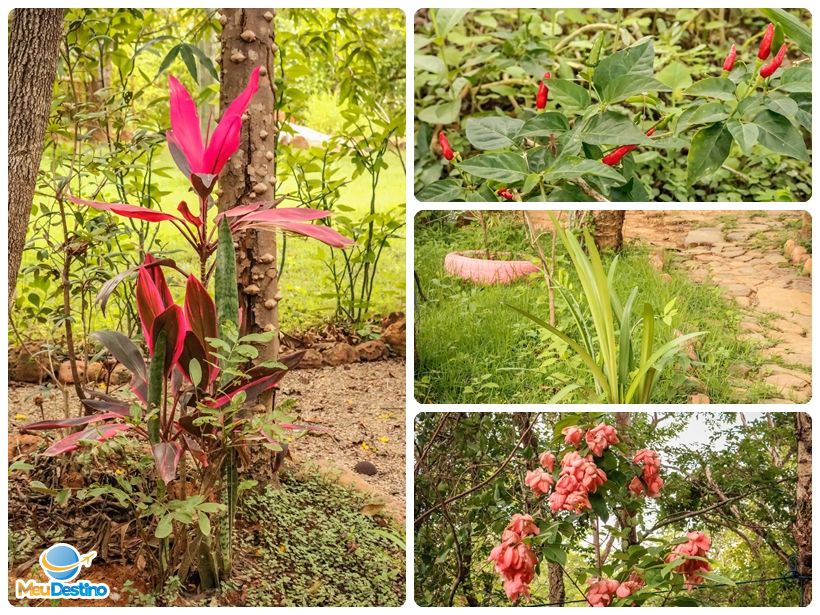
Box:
[414,8,811,202]
[414,412,812,607]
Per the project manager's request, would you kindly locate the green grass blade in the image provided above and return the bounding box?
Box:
[625,331,705,402]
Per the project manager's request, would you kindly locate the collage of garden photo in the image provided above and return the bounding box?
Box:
[2,4,815,611]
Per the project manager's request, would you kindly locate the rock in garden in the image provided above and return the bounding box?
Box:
[689,393,710,404]
[356,339,388,361]
[791,245,809,265]
[784,239,795,258]
[322,342,359,366]
[803,257,812,276]
[683,228,723,247]
[110,364,132,385]
[58,360,86,384]
[381,318,406,356]
[295,348,323,369]
[9,345,47,383]
[354,460,378,476]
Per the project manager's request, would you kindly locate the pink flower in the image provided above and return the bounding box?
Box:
[488,536,537,603]
[585,423,619,457]
[525,468,555,495]
[506,513,540,539]
[630,449,664,498]
[586,579,620,607]
[167,67,260,178]
[562,425,584,446]
[667,531,712,590]
[539,451,556,472]
[549,452,604,513]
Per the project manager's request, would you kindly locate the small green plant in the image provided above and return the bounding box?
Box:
[507,212,704,403]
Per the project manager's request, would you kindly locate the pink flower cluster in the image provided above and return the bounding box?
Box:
[488,514,539,602]
[562,425,584,446]
[667,532,712,590]
[586,573,645,607]
[629,449,664,498]
[549,451,607,513]
[524,451,557,495]
[585,423,619,457]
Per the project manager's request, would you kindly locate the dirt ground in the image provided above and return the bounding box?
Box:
[8,358,406,502]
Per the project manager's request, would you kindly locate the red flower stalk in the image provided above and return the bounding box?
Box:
[722,44,736,72]
[602,127,655,166]
[438,130,454,160]
[758,22,775,59]
[167,66,260,179]
[760,43,788,78]
[497,187,514,200]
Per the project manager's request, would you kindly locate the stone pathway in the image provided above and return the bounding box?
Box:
[624,210,811,404]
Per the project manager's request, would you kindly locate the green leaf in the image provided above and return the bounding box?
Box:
[155,513,174,539]
[547,78,591,109]
[540,544,568,566]
[9,461,34,472]
[760,9,811,54]
[517,112,569,138]
[415,54,446,75]
[157,44,180,76]
[685,77,736,101]
[753,110,810,161]
[545,157,626,184]
[580,111,652,146]
[601,75,669,105]
[416,179,464,202]
[198,513,211,537]
[776,67,812,93]
[676,102,729,132]
[687,122,733,184]
[593,38,655,102]
[700,570,736,586]
[459,152,529,183]
[656,61,693,92]
[434,8,469,37]
[464,116,524,150]
[726,120,759,155]
[418,100,461,125]
[588,492,608,519]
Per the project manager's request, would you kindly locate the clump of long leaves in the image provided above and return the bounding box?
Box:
[508,212,703,403]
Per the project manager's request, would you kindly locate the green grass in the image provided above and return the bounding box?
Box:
[18,147,405,336]
[414,214,771,404]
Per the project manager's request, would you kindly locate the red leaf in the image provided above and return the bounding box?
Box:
[184,275,217,354]
[152,442,183,484]
[168,75,204,171]
[44,424,131,456]
[136,268,167,352]
[69,196,181,223]
[177,330,214,386]
[239,207,332,224]
[207,351,304,409]
[151,304,186,374]
[21,412,121,432]
[81,399,131,417]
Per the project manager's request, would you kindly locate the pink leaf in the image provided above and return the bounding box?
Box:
[203,115,241,176]
[168,75,204,171]
[44,424,131,456]
[70,196,181,223]
[21,412,122,432]
[239,208,333,224]
[152,304,186,374]
[152,442,183,484]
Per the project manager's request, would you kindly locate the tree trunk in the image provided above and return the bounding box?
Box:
[8,9,64,304]
[591,210,625,251]
[219,8,279,407]
[795,412,812,606]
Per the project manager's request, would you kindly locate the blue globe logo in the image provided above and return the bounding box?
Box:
[40,543,83,581]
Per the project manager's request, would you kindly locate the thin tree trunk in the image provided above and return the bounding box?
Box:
[8,9,64,304]
[591,210,625,251]
[219,8,279,407]
[795,412,812,605]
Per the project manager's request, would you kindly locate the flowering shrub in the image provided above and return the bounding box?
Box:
[486,419,728,605]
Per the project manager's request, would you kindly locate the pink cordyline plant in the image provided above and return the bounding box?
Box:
[72,66,352,282]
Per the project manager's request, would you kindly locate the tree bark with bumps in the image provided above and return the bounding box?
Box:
[218,8,280,406]
[591,210,625,252]
[795,412,812,606]
[8,9,64,304]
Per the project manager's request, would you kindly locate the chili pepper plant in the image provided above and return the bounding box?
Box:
[19,68,352,591]
[415,11,811,202]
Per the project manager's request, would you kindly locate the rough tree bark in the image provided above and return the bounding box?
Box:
[219,8,279,407]
[591,210,625,251]
[795,412,812,606]
[8,9,64,304]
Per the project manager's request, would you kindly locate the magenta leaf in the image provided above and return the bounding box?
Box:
[151,304,186,374]
[152,442,183,484]
[184,275,217,353]
[44,424,131,456]
[21,412,121,432]
[69,196,181,223]
[167,74,204,170]
[81,399,131,417]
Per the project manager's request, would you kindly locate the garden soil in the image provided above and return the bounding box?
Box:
[625,210,811,403]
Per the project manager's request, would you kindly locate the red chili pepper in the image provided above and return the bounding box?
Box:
[602,127,655,166]
[723,44,737,72]
[758,23,774,60]
[496,188,514,200]
[536,80,548,110]
[760,43,788,78]
[438,131,454,161]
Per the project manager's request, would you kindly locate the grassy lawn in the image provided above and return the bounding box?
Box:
[414,214,771,404]
[19,147,405,336]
